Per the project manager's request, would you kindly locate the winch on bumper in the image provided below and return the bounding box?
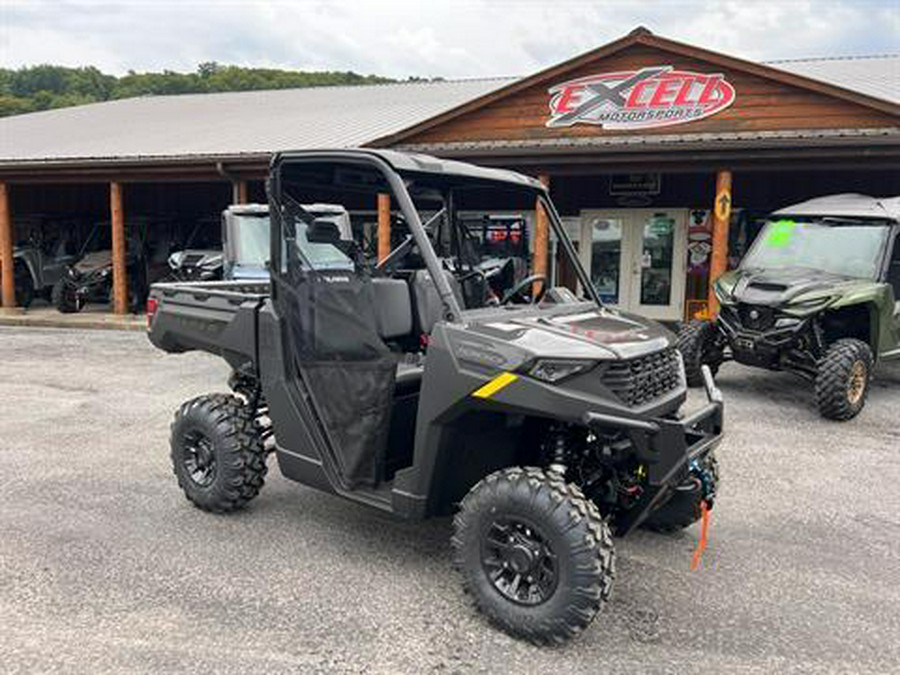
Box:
[583,366,724,534]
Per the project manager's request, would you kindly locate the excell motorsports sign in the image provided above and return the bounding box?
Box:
[546,65,736,130]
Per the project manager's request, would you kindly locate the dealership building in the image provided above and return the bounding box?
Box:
[1,28,898,319]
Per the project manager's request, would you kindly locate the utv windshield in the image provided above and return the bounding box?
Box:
[230,214,270,267]
[741,219,891,279]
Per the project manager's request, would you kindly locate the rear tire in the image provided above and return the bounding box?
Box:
[676,320,720,387]
[170,394,268,513]
[815,338,873,421]
[452,467,615,644]
[52,278,81,313]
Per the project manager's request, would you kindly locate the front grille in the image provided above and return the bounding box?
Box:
[737,304,775,332]
[601,347,682,407]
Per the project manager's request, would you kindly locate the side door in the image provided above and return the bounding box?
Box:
[885,230,900,356]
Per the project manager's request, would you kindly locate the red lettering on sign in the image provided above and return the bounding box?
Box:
[546,66,736,130]
[673,76,696,105]
[649,78,679,107]
[625,80,653,108]
[698,75,724,104]
[554,86,581,113]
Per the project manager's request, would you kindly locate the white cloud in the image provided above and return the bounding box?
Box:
[0,0,897,77]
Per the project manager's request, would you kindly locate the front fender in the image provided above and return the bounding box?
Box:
[829,284,894,358]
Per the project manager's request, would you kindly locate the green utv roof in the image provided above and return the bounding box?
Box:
[773,193,900,222]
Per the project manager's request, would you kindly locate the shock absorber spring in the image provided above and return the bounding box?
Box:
[547,428,568,477]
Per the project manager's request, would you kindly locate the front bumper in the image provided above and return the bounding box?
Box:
[584,366,724,534]
[718,309,807,367]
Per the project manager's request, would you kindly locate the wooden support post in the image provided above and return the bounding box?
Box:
[0,182,15,309]
[533,174,551,295]
[236,180,249,205]
[110,182,128,315]
[708,170,732,318]
[377,193,391,263]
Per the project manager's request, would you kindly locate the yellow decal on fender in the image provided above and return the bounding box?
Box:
[471,372,519,399]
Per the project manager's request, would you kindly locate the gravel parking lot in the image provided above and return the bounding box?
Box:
[1,326,899,674]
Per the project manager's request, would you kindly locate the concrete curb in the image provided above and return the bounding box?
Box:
[0,311,145,332]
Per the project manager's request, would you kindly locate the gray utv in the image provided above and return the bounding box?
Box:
[147,150,724,644]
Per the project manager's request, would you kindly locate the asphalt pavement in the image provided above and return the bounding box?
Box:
[1,326,898,674]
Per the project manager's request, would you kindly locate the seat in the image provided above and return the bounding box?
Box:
[371,277,413,340]
[409,269,464,336]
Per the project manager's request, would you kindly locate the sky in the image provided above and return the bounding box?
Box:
[1,0,898,78]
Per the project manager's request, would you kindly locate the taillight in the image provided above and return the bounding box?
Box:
[146,297,159,329]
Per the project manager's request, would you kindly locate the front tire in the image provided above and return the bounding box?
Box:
[13,265,34,308]
[170,394,268,513]
[52,278,82,313]
[677,320,720,387]
[815,338,873,421]
[452,467,615,644]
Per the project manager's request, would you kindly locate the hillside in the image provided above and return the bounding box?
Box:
[0,63,423,117]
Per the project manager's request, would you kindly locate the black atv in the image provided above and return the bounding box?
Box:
[52,222,147,314]
[147,149,724,644]
[678,194,900,421]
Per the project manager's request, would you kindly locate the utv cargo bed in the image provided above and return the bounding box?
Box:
[148,280,269,369]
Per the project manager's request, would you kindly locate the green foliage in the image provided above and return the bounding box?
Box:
[0,63,406,117]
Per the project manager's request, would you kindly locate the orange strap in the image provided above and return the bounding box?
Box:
[690,500,711,571]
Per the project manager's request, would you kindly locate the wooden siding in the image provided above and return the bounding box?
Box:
[400,45,899,145]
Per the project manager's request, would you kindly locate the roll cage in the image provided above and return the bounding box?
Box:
[267,149,602,316]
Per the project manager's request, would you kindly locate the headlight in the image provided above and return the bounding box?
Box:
[713,282,734,305]
[527,359,595,383]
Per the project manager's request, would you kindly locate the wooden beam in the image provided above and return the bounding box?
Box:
[377,193,391,263]
[533,174,551,296]
[235,180,249,205]
[0,182,14,308]
[110,182,128,315]
[708,170,733,318]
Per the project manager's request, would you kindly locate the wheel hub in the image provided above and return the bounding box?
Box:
[183,431,217,487]
[481,517,558,606]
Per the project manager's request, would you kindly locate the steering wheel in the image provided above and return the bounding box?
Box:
[501,274,547,305]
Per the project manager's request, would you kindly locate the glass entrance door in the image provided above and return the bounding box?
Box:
[580,209,687,321]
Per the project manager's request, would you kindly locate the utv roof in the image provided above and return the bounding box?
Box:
[773,193,900,222]
[273,148,545,190]
[226,203,269,214]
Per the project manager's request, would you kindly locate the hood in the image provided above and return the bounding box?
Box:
[468,304,673,361]
[75,250,112,273]
[718,267,874,307]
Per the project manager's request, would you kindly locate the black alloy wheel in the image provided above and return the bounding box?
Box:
[181,429,217,488]
[481,516,558,606]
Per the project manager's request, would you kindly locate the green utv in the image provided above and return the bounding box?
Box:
[678,194,900,421]
[148,150,724,644]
